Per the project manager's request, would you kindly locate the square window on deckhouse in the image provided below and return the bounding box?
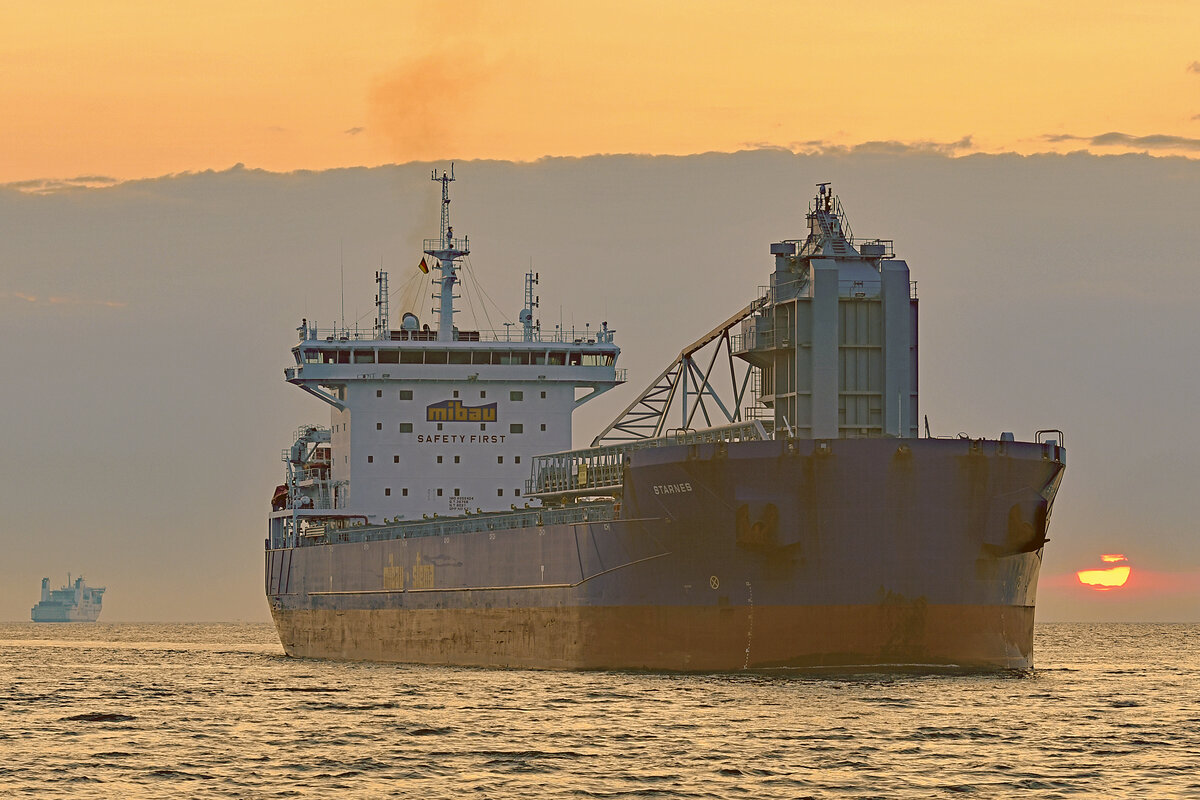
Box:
[399,423,413,433]
[399,390,413,400]
[510,391,523,401]
[385,488,391,496]
[510,424,523,434]
[437,489,443,497]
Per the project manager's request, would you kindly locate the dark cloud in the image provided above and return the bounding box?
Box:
[787,135,974,157]
[1044,131,1200,151]
[344,126,366,136]
[2,175,120,194]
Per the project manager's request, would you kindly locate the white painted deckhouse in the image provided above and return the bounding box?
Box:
[271,167,623,545]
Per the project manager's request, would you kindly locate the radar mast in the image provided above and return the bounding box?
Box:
[423,164,470,342]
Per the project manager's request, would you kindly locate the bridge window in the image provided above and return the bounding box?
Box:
[549,352,566,365]
[400,351,422,364]
[337,350,351,364]
[426,351,447,364]
[303,349,320,363]
[472,351,491,365]
[354,350,374,364]
[379,349,399,364]
[449,351,471,365]
[532,352,547,365]
[569,352,581,366]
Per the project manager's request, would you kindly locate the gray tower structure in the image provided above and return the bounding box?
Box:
[739,185,918,438]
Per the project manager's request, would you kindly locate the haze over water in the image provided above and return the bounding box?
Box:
[2,623,1196,798]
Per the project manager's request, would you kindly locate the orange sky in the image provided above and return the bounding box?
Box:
[3,0,1199,184]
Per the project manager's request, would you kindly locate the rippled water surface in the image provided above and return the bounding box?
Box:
[1,623,1197,798]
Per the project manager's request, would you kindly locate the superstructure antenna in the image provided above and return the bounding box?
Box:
[339,240,345,333]
[424,164,470,342]
[375,269,389,337]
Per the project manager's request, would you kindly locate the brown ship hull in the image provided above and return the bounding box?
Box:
[272,602,1037,671]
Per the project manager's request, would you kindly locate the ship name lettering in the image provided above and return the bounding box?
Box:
[653,482,693,495]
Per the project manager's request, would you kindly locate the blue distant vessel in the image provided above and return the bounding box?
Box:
[31,575,105,622]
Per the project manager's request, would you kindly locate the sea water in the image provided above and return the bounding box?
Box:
[1,623,1196,799]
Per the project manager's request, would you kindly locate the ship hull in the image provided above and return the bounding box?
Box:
[31,605,102,623]
[267,437,1063,671]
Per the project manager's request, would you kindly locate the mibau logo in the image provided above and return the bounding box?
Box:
[426,400,498,423]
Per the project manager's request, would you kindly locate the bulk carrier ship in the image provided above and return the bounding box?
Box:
[266,169,1065,671]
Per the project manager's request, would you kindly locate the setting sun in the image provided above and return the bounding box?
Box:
[1077,555,1132,590]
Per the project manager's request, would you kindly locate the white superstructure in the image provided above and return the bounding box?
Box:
[270,168,623,545]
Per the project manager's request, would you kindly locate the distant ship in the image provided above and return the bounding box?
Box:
[265,170,1066,671]
[31,575,106,622]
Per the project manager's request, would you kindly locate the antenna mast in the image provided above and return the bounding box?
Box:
[375,269,389,338]
[424,163,470,342]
